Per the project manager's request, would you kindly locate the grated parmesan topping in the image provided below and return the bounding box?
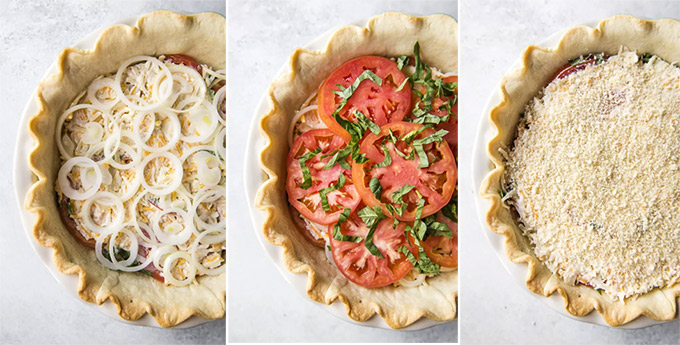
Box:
[504,51,680,300]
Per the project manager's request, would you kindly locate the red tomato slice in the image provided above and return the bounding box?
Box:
[422,212,458,268]
[137,245,164,282]
[552,57,606,81]
[352,122,457,222]
[329,216,417,288]
[287,129,362,225]
[165,54,202,74]
[317,56,412,141]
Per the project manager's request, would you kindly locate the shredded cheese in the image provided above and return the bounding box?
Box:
[504,51,680,300]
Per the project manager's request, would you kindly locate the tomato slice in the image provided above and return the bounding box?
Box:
[352,122,457,221]
[422,212,458,268]
[165,54,202,74]
[329,215,417,288]
[287,128,362,225]
[552,56,608,81]
[317,56,412,141]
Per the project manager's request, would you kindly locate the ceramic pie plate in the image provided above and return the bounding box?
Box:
[244,16,455,331]
[472,19,677,329]
[13,12,219,329]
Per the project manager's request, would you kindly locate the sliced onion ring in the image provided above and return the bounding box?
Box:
[58,157,102,200]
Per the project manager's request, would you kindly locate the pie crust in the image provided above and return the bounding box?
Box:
[255,12,458,329]
[481,15,680,326]
[25,10,226,328]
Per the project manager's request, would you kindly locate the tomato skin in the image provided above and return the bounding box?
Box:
[329,216,417,288]
[58,196,96,248]
[317,56,412,141]
[352,122,457,222]
[165,54,202,74]
[286,129,362,225]
[552,57,605,81]
[422,212,458,268]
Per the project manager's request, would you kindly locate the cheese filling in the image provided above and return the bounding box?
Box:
[56,55,226,286]
[504,51,680,300]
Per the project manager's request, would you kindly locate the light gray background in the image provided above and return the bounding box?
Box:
[229,0,458,342]
[0,1,226,344]
[459,0,680,344]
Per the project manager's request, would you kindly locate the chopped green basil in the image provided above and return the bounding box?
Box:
[353,110,381,135]
[372,144,392,168]
[319,173,346,211]
[396,55,409,70]
[332,207,362,243]
[392,185,415,204]
[298,147,322,189]
[369,177,383,200]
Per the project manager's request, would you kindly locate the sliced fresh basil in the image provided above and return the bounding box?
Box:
[412,129,449,146]
[318,173,346,211]
[332,70,382,100]
[396,55,409,70]
[332,207,362,243]
[399,245,418,265]
[415,247,440,274]
[414,144,429,168]
[423,215,452,238]
[412,114,449,125]
[385,203,405,217]
[354,110,380,135]
[298,147,321,189]
[400,125,431,143]
[357,205,385,228]
[363,224,385,258]
[395,78,410,92]
[441,195,458,223]
[372,144,392,168]
[392,184,415,204]
[387,129,398,143]
[369,177,383,200]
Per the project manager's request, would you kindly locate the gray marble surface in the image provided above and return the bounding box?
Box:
[228,0,458,343]
[0,1,225,344]
[459,0,680,344]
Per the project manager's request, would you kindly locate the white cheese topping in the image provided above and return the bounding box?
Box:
[505,51,680,300]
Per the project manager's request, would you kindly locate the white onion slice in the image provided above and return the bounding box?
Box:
[151,208,193,245]
[58,157,102,200]
[162,251,196,286]
[139,152,183,195]
[80,192,125,234]
[191,186,225,231]
[178,99,219,143]
[86,77,119,110]
[132,111,181,153]
[81,122,104,145]
[398,272,427,288]
[56,104,109,160]
[189,228,226,276]
[112,56,173,111]
[213,127,226,166]
[151,245,177,271]
[213,85,226,125]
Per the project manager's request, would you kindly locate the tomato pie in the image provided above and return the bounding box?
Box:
[482,15,680,326]
[26,11,225,327]
[257,12,458,328]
